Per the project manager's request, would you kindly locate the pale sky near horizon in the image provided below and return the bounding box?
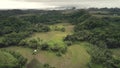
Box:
[0,0,120,9]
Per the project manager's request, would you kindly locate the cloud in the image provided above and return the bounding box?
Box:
[0,0,120,9]
[14,0,120,2]
[0,0,57,9]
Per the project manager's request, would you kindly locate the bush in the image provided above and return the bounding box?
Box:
[0,50,27,68]
[65,41,72,46]
[61,28,65,32]
[0,32,29,47]
[41,43,49,50]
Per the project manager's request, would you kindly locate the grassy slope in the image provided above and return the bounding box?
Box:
[2,23,90,68]
[4,42,90,68]
[35,42,90,68]
[0,50,17,65]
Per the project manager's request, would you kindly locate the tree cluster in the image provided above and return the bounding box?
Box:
[0,49,27,68]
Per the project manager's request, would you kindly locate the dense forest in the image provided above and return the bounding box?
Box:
[0,8,120,68]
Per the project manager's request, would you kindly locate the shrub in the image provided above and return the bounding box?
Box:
[65,41,72,46]
[41,43,49,50]
[61,28,65,32]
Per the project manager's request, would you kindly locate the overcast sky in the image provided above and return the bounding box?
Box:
[0,0,120,9]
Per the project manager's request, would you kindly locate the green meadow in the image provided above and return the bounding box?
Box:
[2,23,91,68]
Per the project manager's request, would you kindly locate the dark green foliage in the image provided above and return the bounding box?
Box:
[28,39,39,49]
[89,46,112,64]
[0,50,27,68]
[41,43,49,50]
[0,32,29,47]
[19,39,40,49]
[74,17,109,31]
[53,26,65,32]
[89,8,120,15]
[0,17,30,35]
[0,9,120,68]
[61,28,65,32]
[21,11,64,24]
[65,41,72,46]
[31,24,50,32]
[66,10,90,24]
[20,38,67,54]
[63,10,120,68]
[0,9,26,17]
[0,16,50,47]
[65,16,120,48]
[0,17,31,47]
[64,35,77,42]
[88,46,120,68]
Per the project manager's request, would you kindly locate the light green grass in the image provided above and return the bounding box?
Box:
[0,50,17,65]
[3,42,90,68]
[26,23,74,48]
[2,46,34,63]
[35,43,90,68]
[28,23,74,41]
[1,23,91,68]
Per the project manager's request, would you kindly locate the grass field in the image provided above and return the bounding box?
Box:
[3,42,90,68]
[111,48,120,59]
[25,23,74,48]
[27,23,74,41]
[1,23,91,68]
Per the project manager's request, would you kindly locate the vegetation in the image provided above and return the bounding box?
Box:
[27,58,55,68]
[0,49,27,68]
[4,42,90,68]
[63,8,120,68]
[0,8,120,68]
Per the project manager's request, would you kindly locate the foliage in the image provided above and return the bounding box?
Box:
[65,16,120,48]
[0,16,50,47]
[20,11,64,24]
[66,9,90,24]
[0,50,27,68]
[19,38,67,55]
[0,32,29,47]
[88,46,120,68]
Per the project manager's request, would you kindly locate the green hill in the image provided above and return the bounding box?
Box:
[0,50,18,67]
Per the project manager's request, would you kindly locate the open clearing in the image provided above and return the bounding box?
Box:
[27,23,74,42]
[1,23,90,68]
[3,42,90,68]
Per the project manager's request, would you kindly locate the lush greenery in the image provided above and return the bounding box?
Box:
[4,42,90,68]
[0,8,120,68]
[64,9,120,68]
[0,49,27,68]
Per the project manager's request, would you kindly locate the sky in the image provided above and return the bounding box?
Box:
[0,0,120,9]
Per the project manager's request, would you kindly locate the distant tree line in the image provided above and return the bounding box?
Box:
[88,8,120,15]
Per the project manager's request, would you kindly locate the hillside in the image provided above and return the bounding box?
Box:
[2,23,90,68]
[0,9,120,68]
